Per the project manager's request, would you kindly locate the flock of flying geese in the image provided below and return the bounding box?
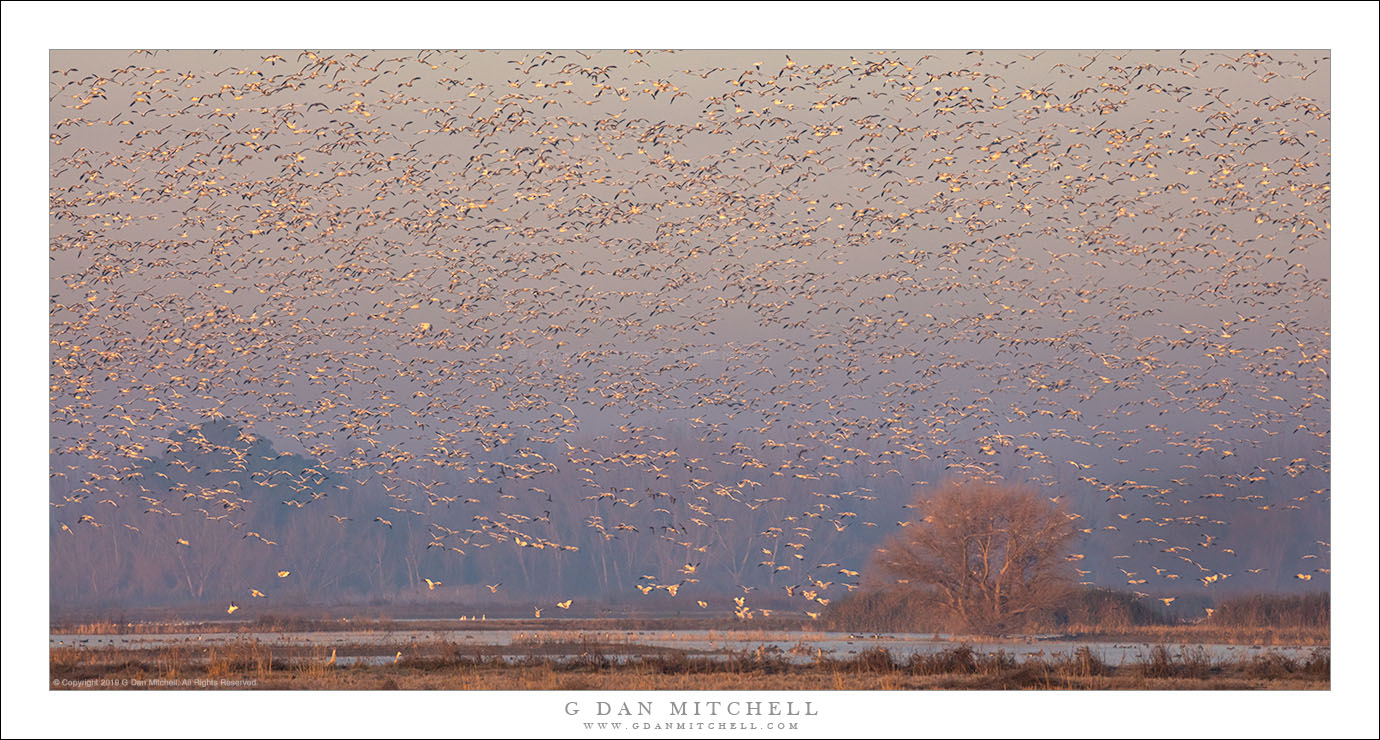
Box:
[48,49,1330,618]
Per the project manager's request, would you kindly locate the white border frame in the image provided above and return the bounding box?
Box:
[5,3,1376,738]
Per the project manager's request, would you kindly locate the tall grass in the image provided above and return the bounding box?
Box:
[1206,593,1329,631]
[818,589,944,633]
[823,587,1329,641]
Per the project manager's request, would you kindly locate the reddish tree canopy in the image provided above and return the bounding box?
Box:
[874,479,1079,630]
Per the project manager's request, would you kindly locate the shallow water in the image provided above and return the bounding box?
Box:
[49,627,1322,666]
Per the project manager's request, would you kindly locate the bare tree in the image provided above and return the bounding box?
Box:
[873,479,1078,630]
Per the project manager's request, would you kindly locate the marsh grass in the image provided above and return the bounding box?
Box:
[51,612,800,637]
[1206,593,1330,632]
[822,589,1330,645]
[53,591,1329,647]
[1137,645,1212,679]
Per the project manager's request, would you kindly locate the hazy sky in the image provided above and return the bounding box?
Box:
[48,49,1330,608]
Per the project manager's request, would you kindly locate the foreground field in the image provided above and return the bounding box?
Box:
[51,638,1329,690]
